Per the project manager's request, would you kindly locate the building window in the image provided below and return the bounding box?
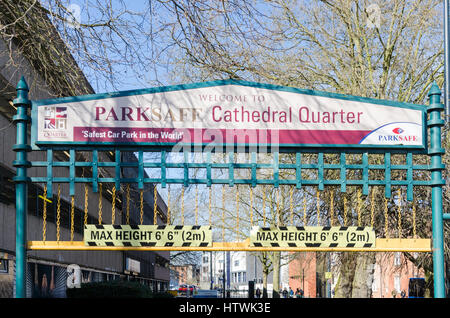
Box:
[0,166,15,205]
[394,275,401,293]
[394,252,401,266]
[0,259,8,274]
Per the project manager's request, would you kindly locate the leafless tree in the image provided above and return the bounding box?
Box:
[2,0,447,297]
[157,0,447,297]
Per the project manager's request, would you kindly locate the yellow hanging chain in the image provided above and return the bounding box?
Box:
[384,197,389,238]
[195,185,198,225]
[56,184,61,241]
[262,186,267,227]
[397,188,402,238]
[412,199,417,238]
[98,183,103,225]
[42,185,47,242]
[330,189,334,227]
[70,195,75,241]
[290,186,294,226]
[222,185,225,242]
[140,188,144,225]
[126,184,130,225]
[181,186,185,225]
[84,184,88,226]
[236,185,240,237]
[343,195,348,226]
[370,187,376,228]
[167,184,171,225]
[209,186,212,227]
[250,186,254,227]
[111,186,116,225]
[154,185,158,225]
[357,188,362,227]
[316,191,320,226]
[303,196,307,226]
[276,187,280,226]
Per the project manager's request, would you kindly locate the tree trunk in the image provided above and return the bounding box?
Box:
[272,252,281,298]
[258,252,272,298]
[262,270,268,298]
[333,253,357,298]
[351,253,376,298]
[334,252,376,298]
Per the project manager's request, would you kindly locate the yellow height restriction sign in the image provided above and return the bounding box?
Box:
[250,226,376,248]
[84,225,212,247]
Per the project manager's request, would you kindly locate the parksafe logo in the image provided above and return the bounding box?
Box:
[359,122,421,146]
[376,125,418,143]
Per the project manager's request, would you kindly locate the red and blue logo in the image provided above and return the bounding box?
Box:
[392,127,404,134]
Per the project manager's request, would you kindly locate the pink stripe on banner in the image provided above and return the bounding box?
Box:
[73,127,371,145]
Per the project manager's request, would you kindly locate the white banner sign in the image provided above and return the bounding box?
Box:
[32,80,426,150]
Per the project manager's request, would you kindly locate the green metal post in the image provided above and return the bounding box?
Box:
[12,77,31,298]
[427,82,446,298]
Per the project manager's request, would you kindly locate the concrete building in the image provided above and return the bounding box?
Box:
[200,251,290,297]
[0,2,169,297]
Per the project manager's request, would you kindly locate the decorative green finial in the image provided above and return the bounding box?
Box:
[13,76,30,106]
[428,81,441,97]
[16,76,29,91]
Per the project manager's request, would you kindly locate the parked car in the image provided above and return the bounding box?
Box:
[189,285,197,295]
[178,284,197,297]
[178,284,188,296]
[193,289,220,298]
[408,278,425,298]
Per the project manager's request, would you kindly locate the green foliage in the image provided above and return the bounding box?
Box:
[66,280,174,298]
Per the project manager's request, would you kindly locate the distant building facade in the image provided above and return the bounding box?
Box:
[289,251,425,298]
[371,252,425,298]
[170,264,200,288]
[288,252,320,298]
[200,251,290,297]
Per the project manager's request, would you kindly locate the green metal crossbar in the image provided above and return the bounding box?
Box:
[29,149,430,202]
